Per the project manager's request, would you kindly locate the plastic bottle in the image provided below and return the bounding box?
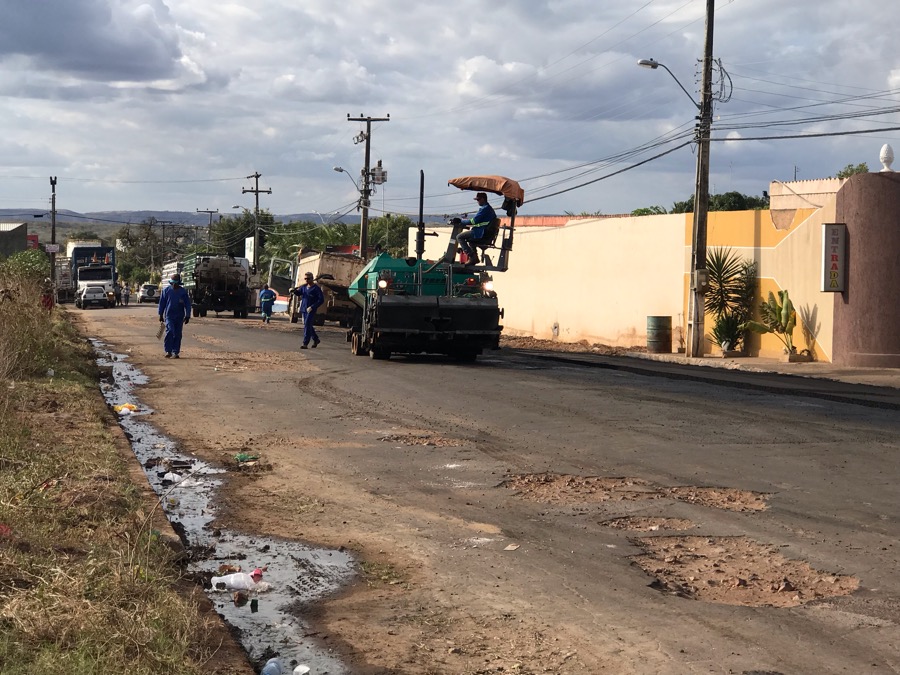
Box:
[260,657,282,675]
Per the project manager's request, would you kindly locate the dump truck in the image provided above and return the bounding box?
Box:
[181,254,253,318]
[346,174,523,361]
[66,241,117,298]
[289,250,367,327]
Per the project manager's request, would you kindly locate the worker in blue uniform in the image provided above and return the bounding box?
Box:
[158,273,192,358]
[455,191,496,266]
[291,272,324,348]
[258,284,277,324]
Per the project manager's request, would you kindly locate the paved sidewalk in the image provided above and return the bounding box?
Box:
[628,351,900,390]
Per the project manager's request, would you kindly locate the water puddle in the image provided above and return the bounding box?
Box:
[93,340,355,673]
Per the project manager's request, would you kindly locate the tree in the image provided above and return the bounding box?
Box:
[0,248,50,281]
[631,206,667,216]
[834,163,868,179]
[368,214,414,257]
[670,191,769,214]
[66,229,102,243]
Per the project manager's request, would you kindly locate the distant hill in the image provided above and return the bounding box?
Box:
[0,209,364,245]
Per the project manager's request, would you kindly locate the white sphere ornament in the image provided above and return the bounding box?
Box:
[879,143,894,172]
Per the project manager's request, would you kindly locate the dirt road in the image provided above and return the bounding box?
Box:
[73,305,900,674]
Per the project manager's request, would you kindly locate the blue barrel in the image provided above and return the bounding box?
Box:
[647,316,672,353]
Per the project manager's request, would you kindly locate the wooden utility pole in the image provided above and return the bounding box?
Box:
[686,0,715,358]
[50,176,57,286]
[242,172,271,271]
[347,114,389,259]
[196,209,218,253]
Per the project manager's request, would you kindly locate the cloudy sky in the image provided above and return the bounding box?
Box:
[1,0,898,221]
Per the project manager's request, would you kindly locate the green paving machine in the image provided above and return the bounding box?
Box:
[346,174,523,361]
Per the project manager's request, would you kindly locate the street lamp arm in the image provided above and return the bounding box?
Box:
[333,166,360,191]
[637,58,700,109]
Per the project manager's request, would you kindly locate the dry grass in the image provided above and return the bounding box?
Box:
[0,279,225,673]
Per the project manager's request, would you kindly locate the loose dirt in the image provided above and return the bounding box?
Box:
[631,535,859,608]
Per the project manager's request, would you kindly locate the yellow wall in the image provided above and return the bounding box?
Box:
[409,197,838,359]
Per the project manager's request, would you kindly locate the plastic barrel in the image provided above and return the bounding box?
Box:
[647,316,672,354]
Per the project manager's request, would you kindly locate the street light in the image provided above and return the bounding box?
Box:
[333,166,360,191]
[639,50,714,358]
[637,59,700,109]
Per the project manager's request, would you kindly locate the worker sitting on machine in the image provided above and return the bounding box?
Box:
[453,191,496,266]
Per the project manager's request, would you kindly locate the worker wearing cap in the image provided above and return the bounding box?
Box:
[291,272,324,348]
[158,272,192,358]
[455,191,496,266]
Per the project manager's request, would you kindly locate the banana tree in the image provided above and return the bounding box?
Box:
[743,289,797,353]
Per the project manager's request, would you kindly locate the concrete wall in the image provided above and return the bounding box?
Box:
[833,172,900,366]
[412,214,687,348]
[408,173,900,363]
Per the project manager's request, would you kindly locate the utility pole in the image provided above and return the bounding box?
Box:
[687,0,715,358]
[157,220,172,265]
[196,209,218,253]
[50,177,57,287]
[347,114,390,259]
[242,172,271,271]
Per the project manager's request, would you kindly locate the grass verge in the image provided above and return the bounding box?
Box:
[0,280,234,673]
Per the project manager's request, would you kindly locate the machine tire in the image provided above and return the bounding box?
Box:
[192,306,199,318]
[200,309,208,318]
[351,332,369,356]
[369,347,390,360]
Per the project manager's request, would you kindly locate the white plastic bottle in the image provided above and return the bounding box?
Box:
[260,657,282,675]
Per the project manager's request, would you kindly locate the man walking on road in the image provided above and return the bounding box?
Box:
[258,284,276,324]
[158,273,192,358]
[291,272,324,349]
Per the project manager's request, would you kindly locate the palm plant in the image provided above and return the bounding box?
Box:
[705,248,757,351]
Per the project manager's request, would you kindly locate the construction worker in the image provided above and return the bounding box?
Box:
[258,284,276,324]
[158,273,192,358]
[291,272,324,348]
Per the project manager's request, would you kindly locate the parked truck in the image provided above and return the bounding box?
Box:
[54,256,76,303]
[181,254,253,318]
[289,250,367,327]
[65,241,117,300]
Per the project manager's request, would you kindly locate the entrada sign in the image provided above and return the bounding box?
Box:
[821,223,846,292]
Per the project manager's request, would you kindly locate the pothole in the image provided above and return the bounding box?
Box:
[631,535,858,607]
[665,486,768,512]
[603,516,696,532]
[503,473,661,504]
[378,432,461,447]
[503,473,769,512]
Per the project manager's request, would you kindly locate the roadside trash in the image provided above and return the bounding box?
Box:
[260,657,282,675]
[165,496,179,508]
[293,667,311,675]
[46,368,54,377]
[113,403,138,414]
[504,544,520,551]
[161,472,182,484]
[233,590,249,607]
[210,569,271,592]
[235,452,260,463]
[250,597,259,613]
[156,322,164,340]
[218,563,242,574]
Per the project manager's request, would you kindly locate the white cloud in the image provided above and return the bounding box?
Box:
[0,0,895,217]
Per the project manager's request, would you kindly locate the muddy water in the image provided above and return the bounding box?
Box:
[94,341,355,674]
